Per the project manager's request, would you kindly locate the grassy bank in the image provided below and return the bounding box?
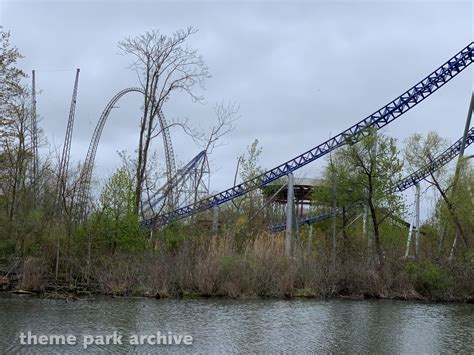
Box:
[2,234,473,302]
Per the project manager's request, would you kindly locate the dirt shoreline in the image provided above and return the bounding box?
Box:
[2,288,472,304]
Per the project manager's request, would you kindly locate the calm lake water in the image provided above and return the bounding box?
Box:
[0,295,473,354]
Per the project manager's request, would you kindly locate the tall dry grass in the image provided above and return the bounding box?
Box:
[20,257,47,291]
[87,232,417,299]
[22,231,471,301]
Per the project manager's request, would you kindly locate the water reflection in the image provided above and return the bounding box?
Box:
[0,295,472,353]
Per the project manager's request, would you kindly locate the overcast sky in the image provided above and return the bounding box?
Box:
[1,0,473,218]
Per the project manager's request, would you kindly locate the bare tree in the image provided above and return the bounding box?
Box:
[191,102,238,203]
[143,103,237,214]
[118,27,210,213]
[0,30,28,221]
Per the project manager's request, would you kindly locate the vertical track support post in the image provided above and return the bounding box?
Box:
[405,219,414,258]
[415,183,421,258]
[285,173,295,257]
[449,92,473,253]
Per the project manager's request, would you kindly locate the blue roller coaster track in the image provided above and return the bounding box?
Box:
[394,127,474,192]
[144,150,207,213]
[269,127,474,232]
[144,42,474,229]
[78,87,177,214]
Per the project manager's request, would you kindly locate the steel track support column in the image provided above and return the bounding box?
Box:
[449,234,458,260]
[405,218,414,258]
[458,92,474,162]
[57,68,80,207]
[415,183,421,258]
[285,173,295,257]
[449,92,473,253]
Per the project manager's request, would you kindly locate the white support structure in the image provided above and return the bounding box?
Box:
[449,92,473,254]
[449,233,458,260]
[415,183,421,258]
[404,184,421,259]
[285,173,295,257]
[405,218,414,258]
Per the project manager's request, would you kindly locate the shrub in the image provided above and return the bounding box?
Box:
[404,260,451,296]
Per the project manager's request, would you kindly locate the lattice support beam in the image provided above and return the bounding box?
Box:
[57,68,80,203]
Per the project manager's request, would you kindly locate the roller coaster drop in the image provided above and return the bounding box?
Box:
[78,87,177,211]
[143,42,474,229]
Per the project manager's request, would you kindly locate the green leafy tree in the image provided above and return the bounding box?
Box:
[0,30,33,254]
[313,151,366,251]
[0,30,26,124]
[98,167,145,252]
[239,139,263,181]
[236,139,264,224]
[330,131,404,265]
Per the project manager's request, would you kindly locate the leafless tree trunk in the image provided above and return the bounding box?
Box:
[428,170,469,248]
[192,103,237,202]
[118,27,210,214]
